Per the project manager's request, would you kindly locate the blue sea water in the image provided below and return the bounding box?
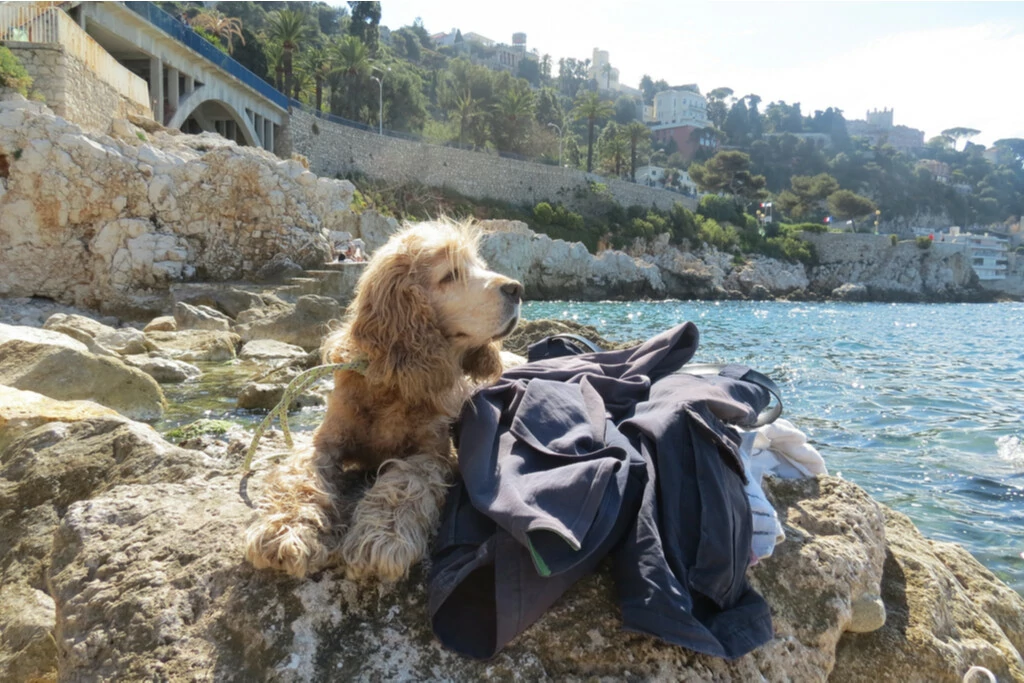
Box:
[522,300,1024,594]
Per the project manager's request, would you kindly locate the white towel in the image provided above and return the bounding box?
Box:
[740,420,827,562]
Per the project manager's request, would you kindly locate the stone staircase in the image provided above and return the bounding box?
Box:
[274,261,367,303]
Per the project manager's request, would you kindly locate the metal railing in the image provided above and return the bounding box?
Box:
[122,1,289,111]
[0,1,62,43]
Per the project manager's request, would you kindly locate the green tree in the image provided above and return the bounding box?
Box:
[776,173,839,220]
[706,86,733,129]
[689,150,768,205]
[348,1,381,55]
[572,91,615,173]
[517,58,541,87]
[266,9,312,98]
[601,62,613,90]
[722,98,750,145]
[827,189,877,228]
[614,95,639,124]
[941,127,981,151]
[625,120,651,182]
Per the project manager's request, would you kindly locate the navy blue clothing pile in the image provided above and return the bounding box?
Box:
[428,323,775,660]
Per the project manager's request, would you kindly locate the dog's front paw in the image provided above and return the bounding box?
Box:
[340,507,427,583]
[244,515,328,578]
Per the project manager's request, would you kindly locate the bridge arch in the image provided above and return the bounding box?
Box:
[168,90,260,148]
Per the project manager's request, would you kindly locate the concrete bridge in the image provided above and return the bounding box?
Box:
[72,1,287,151]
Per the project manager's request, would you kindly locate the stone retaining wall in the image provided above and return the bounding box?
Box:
[289,108,696,213]
[6,43,151,134]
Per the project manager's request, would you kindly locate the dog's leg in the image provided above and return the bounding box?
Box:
[244,446,342,578]
[341,453,454,582]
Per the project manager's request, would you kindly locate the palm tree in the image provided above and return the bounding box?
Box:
[266,9,311,98]
[492,83,535,153]
[603,131,628,177]
[265,41,284,92]
[453,90,481,147]
[329,35,370,119]
[572,91,614,173]
[625,121,650,182]
[189,10,245,54]
[301,45,331,113]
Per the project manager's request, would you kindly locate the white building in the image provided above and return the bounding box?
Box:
[932,227,1010,280]
[652,89,710,128]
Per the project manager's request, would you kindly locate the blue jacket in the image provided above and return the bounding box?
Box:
[428,323,774,660]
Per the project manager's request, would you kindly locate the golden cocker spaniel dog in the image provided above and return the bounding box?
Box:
[244,220,522,581]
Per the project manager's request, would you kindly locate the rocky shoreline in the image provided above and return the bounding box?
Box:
[0,306,1022,681]
[0,94,1008,319]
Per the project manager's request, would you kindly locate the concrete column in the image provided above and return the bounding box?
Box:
[183,74,194,96]
[263,118,272,151]
[253,113,263,148]
[149,57,164,123]
[166,66,179,117]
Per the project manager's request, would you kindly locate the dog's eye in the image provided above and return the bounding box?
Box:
[440,269,461,284]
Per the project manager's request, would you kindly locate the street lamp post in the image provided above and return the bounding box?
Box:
[370,65,390,135]
[547,122,562,167]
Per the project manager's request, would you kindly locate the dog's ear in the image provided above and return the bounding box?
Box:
[462,342,504,383]
[348,253,457,400]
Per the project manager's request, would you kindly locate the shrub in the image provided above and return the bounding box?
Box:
[916,236,932,250]
[696,215,739,251]
[533,201,554,224]
[697,194,743,225]
[890,234,898,246]
[0,45,33,97]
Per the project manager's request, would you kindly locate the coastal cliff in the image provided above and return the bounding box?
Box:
[0,96,996,313]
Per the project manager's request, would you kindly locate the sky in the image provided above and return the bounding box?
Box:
[369,0,1024,147]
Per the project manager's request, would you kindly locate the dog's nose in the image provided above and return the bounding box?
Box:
[501,281,524,301]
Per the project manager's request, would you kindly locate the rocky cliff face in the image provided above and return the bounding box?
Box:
[0,95,355,317]
[802,232,981,301]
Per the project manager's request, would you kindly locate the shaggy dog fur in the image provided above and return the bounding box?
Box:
[244,220,522,581]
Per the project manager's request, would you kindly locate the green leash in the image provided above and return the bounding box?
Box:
[241,358,368,473]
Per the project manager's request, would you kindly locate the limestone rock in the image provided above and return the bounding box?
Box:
[830,507,1024,683]
[235,295,341,350]
[122,354,202,383]
[144,315,177,332]
[832,282,869,302]
[0,385,120,454]
[0,416,212,592]
[174,301,231,331]
[239,339,309,362]
[173,286,267,319]
[44,312,151,356]
[255,253,305,283]
[35,471,983,683]
[502,318,637,356]
[0,324,166,421]
[145,330,241,362]
[0,98,351,311]
[236,381,324,411]
[355,210,402,253]
[0,584,57,683]
[724,255,810,297]
[478,221,662,300]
